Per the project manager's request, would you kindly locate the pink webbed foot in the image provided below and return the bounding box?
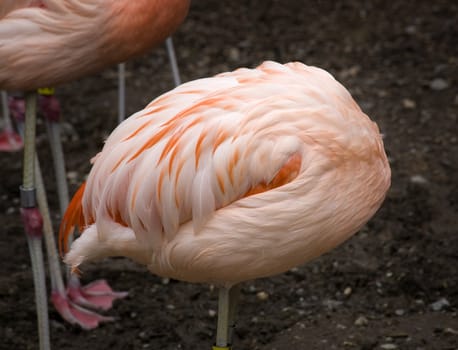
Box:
[51,275,128,329]
[67,275,128,311]
[51,291,114,330]
[0,129,23,152]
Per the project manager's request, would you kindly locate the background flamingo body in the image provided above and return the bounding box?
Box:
[0,0,190,90]
[61,61,391,286]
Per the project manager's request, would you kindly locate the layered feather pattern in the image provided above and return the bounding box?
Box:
[61,61,390,285]
[0,0,190,90]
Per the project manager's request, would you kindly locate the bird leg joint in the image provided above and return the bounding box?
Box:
[38,93,61,123]
[20,207,43,239]
[20,185,37,208]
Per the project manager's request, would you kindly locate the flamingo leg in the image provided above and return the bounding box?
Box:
[117,64,126,123]
[227,285,240,344]
[214,285,240,350]
[38,91,127,323]
[117,37,181,125]
[34,150,115,329]
[21,91,51,350]
[0,91,23,152]
[165,37,182,86]
[43,119,69,218]
[17,110,112,330]
[12,91,123,330]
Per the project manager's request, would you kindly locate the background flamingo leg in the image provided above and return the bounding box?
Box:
[9,91,126,330]
[38,92,128,321]
[165,37,182,86]
[0,91,23,152]
[20,91,51,350]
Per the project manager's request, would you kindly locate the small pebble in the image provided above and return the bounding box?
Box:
[402,98,416,109]
[444,327,458,335]
[354,315,368,327]
[377,90,388,97]
[138,331,147,339]
[395,309,405,316]
[410,175,428,185]
[344,287,352,296]
[380,344,398,350]
[228,47,240,61]
[248,285,256,293]
[430,78,449,91]
[430,297,450,311]
[405,25,416,34]
[208,309,217,317]
[256,291,269,301]
[66,171,78,181]
[323,299,342,309]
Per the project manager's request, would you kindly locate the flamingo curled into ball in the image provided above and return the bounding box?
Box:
[60,61,391,349]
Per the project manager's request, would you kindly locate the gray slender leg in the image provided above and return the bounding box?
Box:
[45,119,72,279]
[118,63,126,123]
[227,285,240,344]
[22,91,51,350]
[45,121,69,215]
[215,285,240,349]
[17,120,66,295]
[165,37,182,87]
[34,154,66,294]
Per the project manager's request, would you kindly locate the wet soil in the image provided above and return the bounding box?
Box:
[0,1,457,349]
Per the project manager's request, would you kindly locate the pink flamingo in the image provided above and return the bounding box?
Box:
[60,61,391,349]
[0,0,190,348]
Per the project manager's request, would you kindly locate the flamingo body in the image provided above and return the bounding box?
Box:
[0,0,190,90]
[61,61,391,286]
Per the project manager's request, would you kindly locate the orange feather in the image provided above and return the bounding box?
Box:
[58,182,87,255]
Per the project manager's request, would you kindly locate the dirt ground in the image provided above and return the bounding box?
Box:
[0,1,457,349]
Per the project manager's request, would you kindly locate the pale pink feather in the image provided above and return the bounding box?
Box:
[0,0,190,90]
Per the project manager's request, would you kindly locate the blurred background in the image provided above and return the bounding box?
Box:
[0,1,456,349]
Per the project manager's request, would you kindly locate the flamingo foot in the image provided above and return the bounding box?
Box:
[67,275,128,311]
[51,291,115,330]
[0,129,23,151]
